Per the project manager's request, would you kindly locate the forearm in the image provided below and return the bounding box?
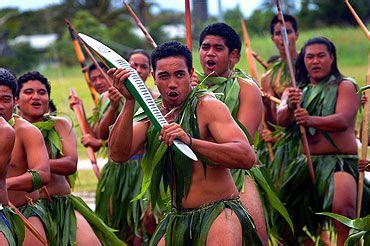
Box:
[191,139,256,169]
[7,170,49,192]
[98,106,119,140]
[308,115,349,132]
[49,157,77,175]
[109,99,135,162]
[277,106,295,126]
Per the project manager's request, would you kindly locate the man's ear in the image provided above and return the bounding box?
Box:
[230,49,240,68]
[151,71,157,85]
[189,67,194,77]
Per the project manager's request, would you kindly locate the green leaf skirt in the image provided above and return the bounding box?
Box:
[150,197,262,246]
[95,159,150,243]
[0,206,25,246]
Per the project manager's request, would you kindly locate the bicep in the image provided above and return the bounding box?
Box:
[55,119,78,160]
[237,85,263,139]
[207,102,248,144]
[24,128,49,173]
[129,121,149,155]
[335,82,359,120]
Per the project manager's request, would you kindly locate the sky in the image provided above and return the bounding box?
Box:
[0,0,264,17]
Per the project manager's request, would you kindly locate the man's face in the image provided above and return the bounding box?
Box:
[17,80,50,119]
[0,85,14,121]
[152,56,193,108]
[199,35,238,77]
[304,44,334,83]
[129,53,150,82]
[271,21,299,55]
[89,68,110,94]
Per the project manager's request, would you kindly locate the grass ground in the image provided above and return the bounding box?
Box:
[39,25,370,191]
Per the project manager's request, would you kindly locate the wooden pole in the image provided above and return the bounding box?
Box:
[8,202,47,245]
[69,88,101,180]
[65,19,100,106]
[276,0,315,184]
[185,0,192,51]
[123,1,157,49]
[344,0,370,218]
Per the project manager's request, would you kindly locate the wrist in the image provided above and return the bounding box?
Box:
[187,133,193,148]
[287,100,294,110]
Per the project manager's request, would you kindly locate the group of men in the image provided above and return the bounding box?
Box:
[0,13,367,246]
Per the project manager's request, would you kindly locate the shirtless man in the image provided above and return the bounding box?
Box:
[261,14,299,126]
[197,23,268,244]
[109,41,261,245]
[0,116,18,245]
[277,37,360,245]
[0,68,50,245]
[17,71,120,245]
[93,49,158,243]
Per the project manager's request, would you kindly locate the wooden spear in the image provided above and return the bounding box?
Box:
[69,88,101,180]
[8,202,47,245]
[240,17,274,160]
[252,52,269,69]
[276,0,316,184]
[344,0,370,217]
[185,0,192,51]
[65,19,100,106]
[123,1,157,49]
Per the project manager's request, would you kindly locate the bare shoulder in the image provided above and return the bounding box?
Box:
[14,117,42,139]
[197,95,230,118]
[237,77,262,97]
[52,116,72,129]
[0,118,14,145]
[338,79,358,93]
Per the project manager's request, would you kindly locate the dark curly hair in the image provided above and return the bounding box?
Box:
[0,68,17,98]
[295,36,342,86]
[270,14,298,35]
[199,23,241,54]
[151,41,192,73]
[17,71,51,98]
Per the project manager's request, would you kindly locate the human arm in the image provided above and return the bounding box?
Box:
[97,87,123,140]
[294,81,359,132]
[161,97,256,169]
[108,68,149,162]
[48,117,78,175]
[237,79,263,141]
[0,124,15,178]
[81,134,103,152]
[7,124,50,191]
[277,87,301,126]
[261,74,278,125]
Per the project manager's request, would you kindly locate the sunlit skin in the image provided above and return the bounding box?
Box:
[129,53,151,82]
[89,68,110,94]
[109,54,256,245]
[304,44,334,84]
[2,83,50,245]
[199,33,267,245]
[0,115,14,245]
[271,21,299,60]
[153,57,193,109]
[17,79,100,244]
[261,21,299,130]
[278,43,359,245]
[199,35,239,78]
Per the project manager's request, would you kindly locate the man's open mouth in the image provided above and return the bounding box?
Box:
[168,91,179,99]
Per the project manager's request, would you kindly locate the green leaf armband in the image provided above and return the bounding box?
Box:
[27,169,42,191]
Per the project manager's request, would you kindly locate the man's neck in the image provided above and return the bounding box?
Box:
[279,49,298,61]
[19,112,44,123]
